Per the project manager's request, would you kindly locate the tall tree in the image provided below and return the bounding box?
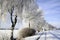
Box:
[8,6,17,40]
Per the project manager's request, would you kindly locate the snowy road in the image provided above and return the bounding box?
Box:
[36,30,60,40]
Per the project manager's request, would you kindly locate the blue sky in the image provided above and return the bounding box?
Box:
[37,0,60,28]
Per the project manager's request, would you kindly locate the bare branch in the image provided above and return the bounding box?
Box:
[14,15,17,25]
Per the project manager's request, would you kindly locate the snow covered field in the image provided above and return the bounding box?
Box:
[0,30,60,40]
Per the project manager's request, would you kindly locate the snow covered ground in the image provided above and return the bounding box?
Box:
[36,30,60,40]
[0,30,60,40]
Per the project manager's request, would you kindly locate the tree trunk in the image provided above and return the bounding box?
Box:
[8,6,17,40]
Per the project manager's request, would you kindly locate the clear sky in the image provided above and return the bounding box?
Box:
[37,0,60,28]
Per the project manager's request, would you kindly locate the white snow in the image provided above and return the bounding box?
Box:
[0,30,60,40]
